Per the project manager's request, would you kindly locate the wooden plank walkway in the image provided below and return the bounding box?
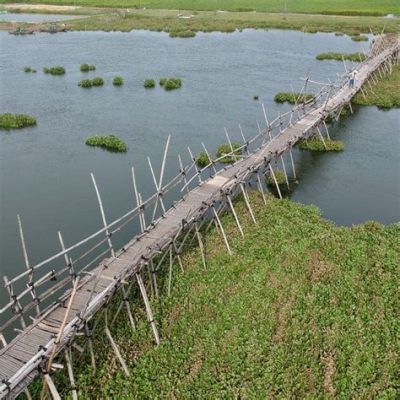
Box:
[0,39,398,399]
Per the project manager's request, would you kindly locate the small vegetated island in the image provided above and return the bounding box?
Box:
[43,66,66,75]
[159,77,182,90]
[0,113,36,129]
[113,76,124,86]
[24,67,36,73]
[299,137,345,152]
[274,92,315,104]
[316,52,367,62]
[144,79,156,88]
[85,134,127,152]
[80,63,96,72]
[79,77,105,88]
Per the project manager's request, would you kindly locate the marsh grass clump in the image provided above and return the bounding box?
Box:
[266,170,286,187]
[351,35,368,42]
[169,30,196,38]
[80,64,96,72]
[43,66,66,75]
[316,52,367,62]
[0,113,36,129]
[24,67,36,73]
[216,142,242,164]
[159,77,182,90]
[91,77,104,86]
[274,92,315,104]
[78,79,93,88]
[144,79,155,88]
[196,151,212,168]
[85,134,127,152]
[299,138,345,152]
[112,76,124,86]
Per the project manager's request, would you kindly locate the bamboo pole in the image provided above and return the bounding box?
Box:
[268,164,283,200]
[289,148,297,180]
[240,183,257,224]
[256,172,267,205]
[212,204,232,255]
[201,142,217,175]
[226,194,244,237]
[131,167,145,233]
[65,348,78,400]
[188,146,202,185]
[261,103,272,140]
[90,173,115,258]
[316,126,327,150]
[195,223,206,269]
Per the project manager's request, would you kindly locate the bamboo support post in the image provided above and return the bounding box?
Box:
[280,155,290,189]
[188,146,202,185]
[316,126,327,150]
[268,164,283,200]
[240,183,257,224]
[322,120,331,140]
[211,204,232,255]
[131,167,145,232]
[226,194,244,238]
[195,223,206,269]
[65,348,78,400]
[289,148,297,180]
[256,172,267,205]
[261,103,272,140]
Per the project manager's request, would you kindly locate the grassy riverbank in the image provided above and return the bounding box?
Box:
[2,0,399,15]
[1,6,399,35]
[34,194,399,399]
[353,64,400,108]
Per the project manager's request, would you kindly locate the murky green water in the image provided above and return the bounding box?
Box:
[0,29,399,308]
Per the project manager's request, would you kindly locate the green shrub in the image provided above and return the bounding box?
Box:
[316,52,367,62]
[80,64,96,72]
[144,79,155,88]
[24,66,36,73]
[253,95,259,100]
[299,138,345,152]
[351,35,368,42]
[112,76,124,86]
[274,92,315,104]
[159,78,167,86]
[196,151,212,168]
[266,170,286,186]
[216,142,242,164]
[91,77,104,86]
[85,134,127,152]
[0,113,36,129]
[78,79,93,88]
[43,66,65,75]
[163,78,182,91]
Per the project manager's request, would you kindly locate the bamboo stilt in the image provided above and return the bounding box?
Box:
[167,245,173,296]
[289,148,297,180]
[280,155,290,189]
[65,348,78,400]
[212,205,232,255]
[268,164,283,200]
[226,194,244,238]
[195,223,206,269]
[256,173,267,205]
[240,183,257,224]
[316,126,327,150]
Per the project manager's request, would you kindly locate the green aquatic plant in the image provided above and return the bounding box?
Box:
[216,142,242,164]
[299,138,345,152]
[144,79,155,88]
[0,113,36,129]
[78,79,93,88]
[253,95,259,100]
[351,35,368,41]
[196,151,212,168]
[112,76,124,86]
[24,66,36,73]
[266,170,286,186]
[43,66,66,75]
[316,52,367,62]
[91,77,104,86]
[335,32,344,36]
[169,30,196,38]
[159,77,182,90]
[80,64,96,72]
[85,134,127,152]
[274,92,315,104]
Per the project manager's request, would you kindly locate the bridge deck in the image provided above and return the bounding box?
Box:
[0,40,398,399]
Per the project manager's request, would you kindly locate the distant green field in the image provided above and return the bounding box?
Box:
[2,0,400,15]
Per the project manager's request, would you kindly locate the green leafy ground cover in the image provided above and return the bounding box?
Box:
[353,64,400,109]
[274,92,315,104]
[85,134,127,152]
[0,113,36,129]
[316,52,367,62]
[41,194,399,399]
[299,138,345,152]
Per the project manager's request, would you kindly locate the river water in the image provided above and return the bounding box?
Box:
[0,29,399,308]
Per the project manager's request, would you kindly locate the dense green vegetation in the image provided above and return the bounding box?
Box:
[80,63,96,72]
[299,138,345,152]
[266,170,286,186]
[144,79,156,88]
[316,52,367,62]
[169,30,196,38]
[160,77,182,90]
[112,76,124,86]
[43,66,66,75]
[195,150,212,168]
[44,193,399,398]
[8,0,399,15]
[62,9,400,36]
[0,113,36,129]
[24,66,36,73]
[351,34,369,42]
[274,92,315,104]
[85,134,127,152]
[216,142,242,164]
[353,64,400,109]
[91,76,104,86]
[78,78,93,88]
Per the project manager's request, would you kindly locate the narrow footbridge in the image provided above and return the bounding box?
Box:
[0,35,398,399]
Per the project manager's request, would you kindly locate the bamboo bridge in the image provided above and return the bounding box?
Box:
[0,35,398,399]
